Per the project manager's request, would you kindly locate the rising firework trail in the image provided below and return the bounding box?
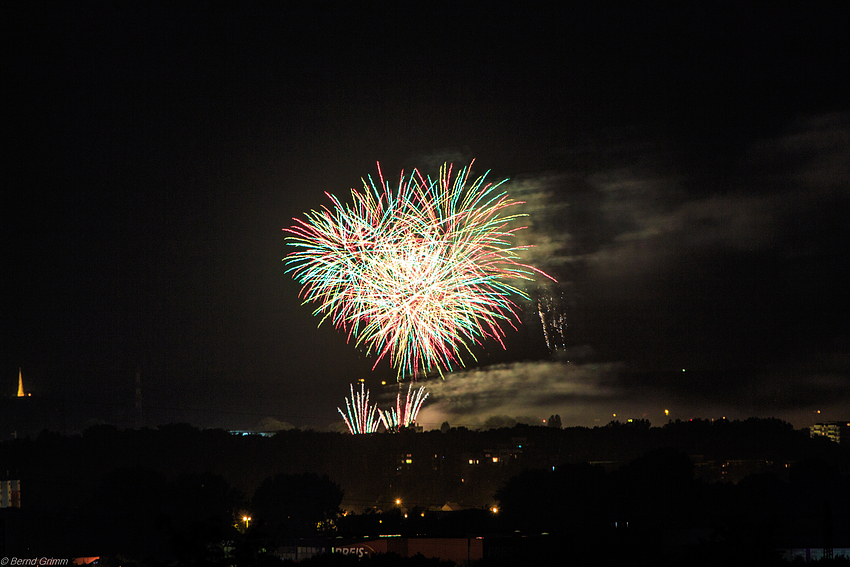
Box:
[379,384,429,432]
[338,383,381,434]
[285,161,555,379]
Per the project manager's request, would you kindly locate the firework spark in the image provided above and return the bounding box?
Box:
[338,383,381,434]
[285,161,554,379]
[379,384,429,432]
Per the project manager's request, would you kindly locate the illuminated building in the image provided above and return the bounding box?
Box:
[274,537,484,563]
[1,369,63,439]
[0,479,21,509]
[16,368,25,397]
[810,421,850,444]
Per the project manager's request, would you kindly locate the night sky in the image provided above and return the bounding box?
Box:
[4,4,848,432]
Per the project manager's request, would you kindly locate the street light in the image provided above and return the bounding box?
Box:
[242,516,251,528]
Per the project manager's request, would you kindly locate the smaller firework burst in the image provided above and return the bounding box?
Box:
[379,384,429,433]
[536,284,569,353]
[338,383,381,434]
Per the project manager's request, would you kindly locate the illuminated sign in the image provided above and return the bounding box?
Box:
[331,545,376,557]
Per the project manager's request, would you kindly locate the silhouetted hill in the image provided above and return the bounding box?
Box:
[1,418,847,562]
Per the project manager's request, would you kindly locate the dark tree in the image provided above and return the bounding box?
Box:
[495,462,609,534]
[252,472,343,537]
[169,472,242,562]
[611,447,695,528]
[89,466,172,558]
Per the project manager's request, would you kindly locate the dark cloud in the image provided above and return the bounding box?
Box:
[416,361,626,428]
[414,113,849,430]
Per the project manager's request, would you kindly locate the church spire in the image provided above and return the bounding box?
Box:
[17,367,24,397]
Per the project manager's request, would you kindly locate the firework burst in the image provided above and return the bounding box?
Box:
[338,383,381,434]
[285,161,554,379]
[378,384,429,432]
